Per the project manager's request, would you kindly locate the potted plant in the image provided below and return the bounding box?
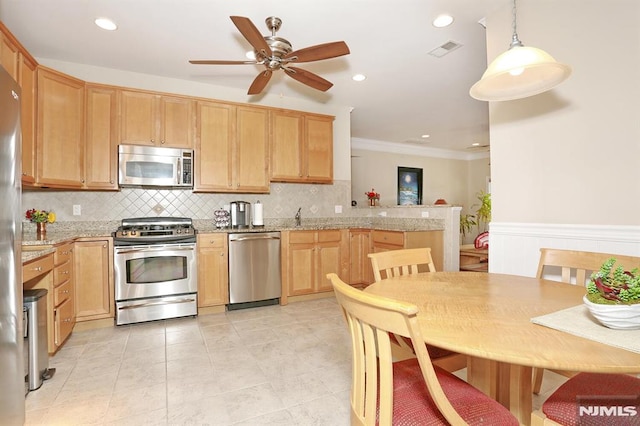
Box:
[584,257,640,329]
[474,191,491,234]
[459,213,476,243]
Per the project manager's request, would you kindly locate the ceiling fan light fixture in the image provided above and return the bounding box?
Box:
[352,74,366,82]
[469,0,571,101]
[94,17,117,31]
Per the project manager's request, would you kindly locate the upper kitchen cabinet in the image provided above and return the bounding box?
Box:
[1,22,38,185]
[120,89,194,149]
[194,101,270,193]
[36,66,85,188]
[85,84,119,190]
[270,110,334,184]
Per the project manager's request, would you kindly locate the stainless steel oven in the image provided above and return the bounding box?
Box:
[113,217,197,325]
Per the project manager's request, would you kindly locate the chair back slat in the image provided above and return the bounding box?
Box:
[369,248,435,282]
[327,273,466,425]
[536,248,640,286]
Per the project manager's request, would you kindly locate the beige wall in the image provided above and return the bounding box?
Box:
[351,147,489,212]
[487,0,640,226]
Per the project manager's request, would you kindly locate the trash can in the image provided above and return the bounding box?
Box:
[23,289,54,391]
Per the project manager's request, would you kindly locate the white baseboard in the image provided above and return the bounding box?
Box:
[488,222,640,277]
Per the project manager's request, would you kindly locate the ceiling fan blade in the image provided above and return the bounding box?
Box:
[230,16,271,56]
[284,41,350,63]
[284,66,333,92]
[189,60,258,65]
[248,70,273,95]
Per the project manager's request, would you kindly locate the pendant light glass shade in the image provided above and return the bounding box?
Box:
[470,0,571,101]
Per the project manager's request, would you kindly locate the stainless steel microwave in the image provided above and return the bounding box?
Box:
[118,144,193,188]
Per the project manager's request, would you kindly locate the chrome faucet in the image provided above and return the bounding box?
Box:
[295,207,302,227]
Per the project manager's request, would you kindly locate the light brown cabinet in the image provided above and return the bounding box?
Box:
[1,22,38,185]
[85,84,119,189]
[74,238,114,321]
[36,66,85,188]
[194,101,270,193]
[52,242,75,352]
[270,110,333,183]
[371,230,444,271]
[281,230,349,300]
[197,234,229,307]
[120,89,194,148]
[349,229,373,286]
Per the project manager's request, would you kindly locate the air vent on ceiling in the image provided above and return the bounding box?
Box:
[428,40,462,58]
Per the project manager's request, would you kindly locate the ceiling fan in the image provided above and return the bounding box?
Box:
[189,16,350,95]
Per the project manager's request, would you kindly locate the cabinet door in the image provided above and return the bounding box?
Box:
[316,241,342,292]
[37,67,85,187]
[270,110,303,181]
[0,27,19,79]
[197,234,229,307]
[120,90,157,145]
[74,240,113,321]
[305,115,333,183]
[85,85,118,189]
[235,106,269,192]
[55,297,74,347]
[19,54,37,185]
[194,101,234,191]
[288,243,316,296]
[159,95,194,148]
[349,230,372,285]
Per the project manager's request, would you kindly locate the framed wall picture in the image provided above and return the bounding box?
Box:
[397,167,423,205]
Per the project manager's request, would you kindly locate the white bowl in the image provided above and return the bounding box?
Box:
[583,295,640,330]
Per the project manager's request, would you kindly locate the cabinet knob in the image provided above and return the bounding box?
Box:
[62,271,69,275]
[150,139,155,144]
[33,266,42,272]
[161,140,165,144]
[103,245,107,248]
[110,180,114,184]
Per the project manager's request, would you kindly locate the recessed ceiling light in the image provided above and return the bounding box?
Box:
[433,14,454,28]
[421,134,430,139]
[472,142,480,146]
[95,17,117,31]
[352,74,366,82]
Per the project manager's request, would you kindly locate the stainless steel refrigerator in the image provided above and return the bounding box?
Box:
[0,65,24,424]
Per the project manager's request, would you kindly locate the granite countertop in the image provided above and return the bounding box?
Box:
[21,217,445,263]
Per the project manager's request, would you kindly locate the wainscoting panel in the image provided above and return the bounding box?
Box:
[489,222,640,277]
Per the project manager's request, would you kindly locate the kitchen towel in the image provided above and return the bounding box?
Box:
[531,305,640,354]
[252,201,263,226]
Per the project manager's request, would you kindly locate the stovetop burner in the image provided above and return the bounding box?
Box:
[113,217,196,246]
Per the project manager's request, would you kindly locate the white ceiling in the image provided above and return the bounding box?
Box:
[0,0,508,153]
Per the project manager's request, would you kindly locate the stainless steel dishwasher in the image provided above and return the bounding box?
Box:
[228,232,281,310]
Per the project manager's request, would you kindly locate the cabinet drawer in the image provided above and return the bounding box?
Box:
[372,230,404,246]
[54,260,72,286]
[288,231,316,244]
[54,279,72,307]
[317,230,342,243]
[54,242,73,265]
[55,297,74,346]
[22,254,54,282]
[197,234,226,248]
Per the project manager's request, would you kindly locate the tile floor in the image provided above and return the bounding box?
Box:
[24,297,566,425]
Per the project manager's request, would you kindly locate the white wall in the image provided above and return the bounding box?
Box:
[486,0,640,273]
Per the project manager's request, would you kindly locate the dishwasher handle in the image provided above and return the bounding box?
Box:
[229,233,280,242]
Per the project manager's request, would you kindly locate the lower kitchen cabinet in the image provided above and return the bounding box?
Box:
[52,242,75,351]
[281,229,349,300]
[371,229,444,271]
[349,229,373,286]
[74,238,114,321]
[197,234,229,307]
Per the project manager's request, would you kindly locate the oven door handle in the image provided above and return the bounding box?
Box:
[115,246,195,255]
[118,297,196,310]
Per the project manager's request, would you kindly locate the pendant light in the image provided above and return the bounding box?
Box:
[470,0,571,101]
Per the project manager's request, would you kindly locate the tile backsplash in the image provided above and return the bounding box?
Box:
[22,181,352,222]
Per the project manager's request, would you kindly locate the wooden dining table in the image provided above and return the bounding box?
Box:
[364,272,640,425]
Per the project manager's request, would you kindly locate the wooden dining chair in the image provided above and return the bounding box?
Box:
[368,248,467,372]
[532,248,640,394]
[531,372,640,425]
[326,273,519,426]
[368,247,436,282]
